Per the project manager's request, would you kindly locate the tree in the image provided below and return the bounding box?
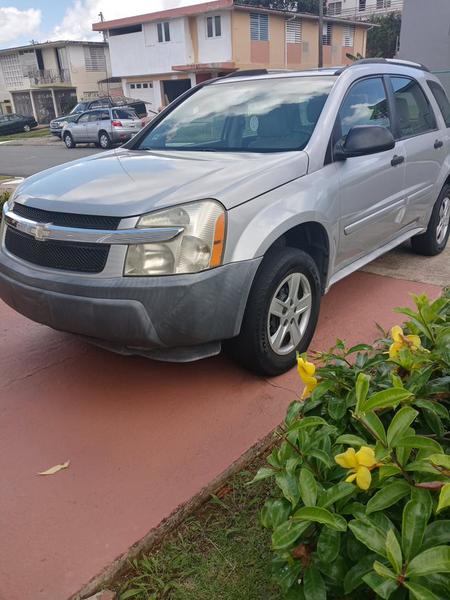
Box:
[366,13,402,59]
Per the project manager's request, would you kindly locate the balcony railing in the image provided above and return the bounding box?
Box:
[25,68,71,86]
[327,0,403,19]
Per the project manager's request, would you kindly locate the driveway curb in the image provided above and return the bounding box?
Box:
[71,429,276,600]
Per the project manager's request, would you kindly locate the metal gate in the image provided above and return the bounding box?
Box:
[11,92,33,117]
[32,90,55,123]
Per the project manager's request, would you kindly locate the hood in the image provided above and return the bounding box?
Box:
[13,148,309,217]
[50,114,79,126]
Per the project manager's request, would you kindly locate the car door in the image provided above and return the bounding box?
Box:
[333,76,407,268]
[388,76,446,228]
[71,112,90,141]
[84,110,102,142]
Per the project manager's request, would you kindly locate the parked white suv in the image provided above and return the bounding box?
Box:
[1,59,449,374]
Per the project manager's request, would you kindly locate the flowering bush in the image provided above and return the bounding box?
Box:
[253,290,450,600]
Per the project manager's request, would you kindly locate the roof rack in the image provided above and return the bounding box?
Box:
[352,58,430,72]
[224,69,268,78]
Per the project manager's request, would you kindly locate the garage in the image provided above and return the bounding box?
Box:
[127,81,155,106]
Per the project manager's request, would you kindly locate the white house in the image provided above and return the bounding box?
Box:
[326,0,403,19]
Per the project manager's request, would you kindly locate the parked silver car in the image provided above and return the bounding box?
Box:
[1,60,450,375]
[62,107,143,149]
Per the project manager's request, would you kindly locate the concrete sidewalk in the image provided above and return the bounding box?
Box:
[0,268,443,600]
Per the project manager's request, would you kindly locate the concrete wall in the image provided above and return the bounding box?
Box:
[67,45,108,99]
[398,0,450,71]
[196,10,232,63]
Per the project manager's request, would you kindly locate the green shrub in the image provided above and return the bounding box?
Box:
[253,290,450,600]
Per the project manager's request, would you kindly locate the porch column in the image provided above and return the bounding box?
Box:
[50,88,59,117]
[29,90,38,122]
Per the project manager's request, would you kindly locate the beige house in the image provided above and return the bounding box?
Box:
[93,0,370,110]
[0,41,110,123]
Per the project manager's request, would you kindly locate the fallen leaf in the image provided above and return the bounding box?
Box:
[38,460,70,476]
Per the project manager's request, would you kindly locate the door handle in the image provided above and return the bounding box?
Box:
[434,139,444,149]
[391,155,405,167]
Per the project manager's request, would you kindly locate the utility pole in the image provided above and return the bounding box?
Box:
[318,0,324,68]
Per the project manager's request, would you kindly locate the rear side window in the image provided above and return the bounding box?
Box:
[390,76,437,138]
[428,80,450,127]
[338,77,391,137]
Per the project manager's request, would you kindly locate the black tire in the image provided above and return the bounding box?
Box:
[411,184,450,256]
[63,132,76,148]
[98,131,112,149]
[229,247,321,376]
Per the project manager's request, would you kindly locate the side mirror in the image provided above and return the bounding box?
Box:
[334,125,395,160]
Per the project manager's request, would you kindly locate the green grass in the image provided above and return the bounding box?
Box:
[116,464,279,600]
[0,127,51,141]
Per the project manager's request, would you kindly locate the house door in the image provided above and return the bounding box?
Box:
[162,79,191,104]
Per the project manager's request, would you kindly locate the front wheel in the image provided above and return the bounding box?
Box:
[230,247,321,376]
[63,132,76,148]
[411,184,450,256]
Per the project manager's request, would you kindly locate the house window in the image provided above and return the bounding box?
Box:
[322,23,332,46]
[359,0,366,10]
[109,24,142,36]
[327,2,342,16]
[343,24,355,47]
[377,0,391,8]
[84,46,106,71]
[136,83,142,89]
[130,84,136,89]
[285,18,302,44]
[157,21,171,42]
[207,15,222,38]
[250,13,269,41]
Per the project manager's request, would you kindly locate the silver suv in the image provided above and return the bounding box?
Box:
[1,60,449,375]
[62,107,143,149]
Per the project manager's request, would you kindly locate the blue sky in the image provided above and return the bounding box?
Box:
[0,0,212,49]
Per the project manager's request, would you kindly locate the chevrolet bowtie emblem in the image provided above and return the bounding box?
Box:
[32,223,51,241]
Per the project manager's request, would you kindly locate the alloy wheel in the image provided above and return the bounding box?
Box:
[436,196,450,244]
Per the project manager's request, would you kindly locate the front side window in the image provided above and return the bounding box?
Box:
[157,21,170,42]
[135,76,335,153]
[427,80,450,128]
[207,15,221,38]
[390,76,436,138]
[77,113,90,123]
[338,77,391,137]
[250,13,269,41]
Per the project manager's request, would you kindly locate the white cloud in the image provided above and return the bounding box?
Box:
[0,7,42,45]
[52,0,213,41]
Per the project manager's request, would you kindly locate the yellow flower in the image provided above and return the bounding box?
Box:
[335,446,378,490]
[297,356,318,399]
[388,325,422,360]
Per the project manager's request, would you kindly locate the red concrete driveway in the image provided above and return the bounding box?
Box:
[0,271,442,600]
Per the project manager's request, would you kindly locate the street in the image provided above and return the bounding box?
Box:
[0,143,103,177]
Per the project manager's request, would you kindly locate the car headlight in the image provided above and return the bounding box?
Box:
[124,199,226,276]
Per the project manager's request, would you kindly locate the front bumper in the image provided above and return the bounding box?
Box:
[0,249,261,361]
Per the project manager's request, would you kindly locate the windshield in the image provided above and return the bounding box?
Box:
[71,102,88,114]
[136,76,335,153]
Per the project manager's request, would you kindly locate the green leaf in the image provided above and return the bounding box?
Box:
[429,454,450,470]
[276,473,300,508]
[404,580,441,600]
[249,467,275,484]
[373,560,397,580]
[379,465,402,480]
[366,481,410,514]
[362,572,398,600]
[303,566,326,600]
[271,520,310,550]
[355,372,370,416]
[299,468,317,507]
[310,380,334,402]
[260,499,291,530]
[327,397,347,421]
[395,435,443,453]
[319,482,355,509]
[343,554,376,593]
[285,401,303,426]
[406,546,450,578]
[422,521,450,550]
[347,343,373,354]
[336,434,368,447]
[402,495,429,562]
[385,529,402,574]
[348,518,387,557]
[361,412,387,445]
[306,448,333,469]
[386,406,419,448]
[317,527,340,563]
[437,483,450,514]
[288,416,327,432]
[292,506,347,532]
[362,387,413,413]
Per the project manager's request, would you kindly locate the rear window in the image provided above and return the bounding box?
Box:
[113,109,137,119]
[428,80,450,127]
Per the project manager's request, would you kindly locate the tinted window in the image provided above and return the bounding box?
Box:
[391,76,436,138]
[99,110,110,121]
[338,77,390,137]
[428,80,450,128]
[113,109,137,119]
[77,113,90,123]
[136,76,335,153]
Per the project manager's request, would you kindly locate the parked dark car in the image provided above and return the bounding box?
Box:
[0,114,38,135]
[50,96,152,137]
